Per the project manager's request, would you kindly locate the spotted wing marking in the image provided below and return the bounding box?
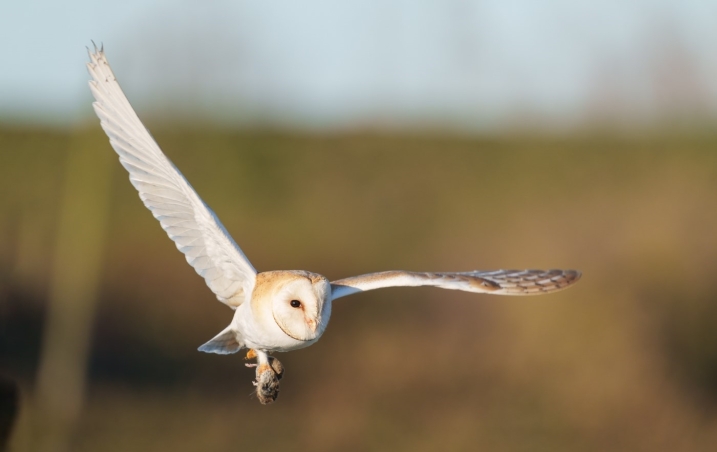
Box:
[330,269,581,300]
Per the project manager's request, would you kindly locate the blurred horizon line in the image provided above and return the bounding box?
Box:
[1,114,715,138]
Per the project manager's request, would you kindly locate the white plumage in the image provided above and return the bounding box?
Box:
[87,46,581,404]
[88,49,256,308]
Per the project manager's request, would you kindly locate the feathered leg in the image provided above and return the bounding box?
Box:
[252,350,284,404]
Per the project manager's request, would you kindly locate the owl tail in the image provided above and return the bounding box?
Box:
[198,325,243,354]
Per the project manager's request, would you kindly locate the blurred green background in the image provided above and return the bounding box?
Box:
[3,1,717,451]
[2,128,717,451]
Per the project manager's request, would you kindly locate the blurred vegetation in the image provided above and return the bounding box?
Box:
[1,124,717,451]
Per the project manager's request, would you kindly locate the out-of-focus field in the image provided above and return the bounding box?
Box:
[2,125,717,451]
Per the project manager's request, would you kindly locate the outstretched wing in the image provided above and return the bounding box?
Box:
[330,269,581,300]
[87,46,256,308]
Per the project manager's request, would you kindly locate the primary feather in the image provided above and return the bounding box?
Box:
[330,269,581,300]
[87,46,257,308]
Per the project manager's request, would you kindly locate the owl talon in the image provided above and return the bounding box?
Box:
[268,356,284,380]
[254,357,285,405]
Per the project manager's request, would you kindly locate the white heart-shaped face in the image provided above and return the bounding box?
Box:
[259,271,331,342]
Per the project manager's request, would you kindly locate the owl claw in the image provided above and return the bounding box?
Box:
[254,357,284,405]
[268,356,284,380]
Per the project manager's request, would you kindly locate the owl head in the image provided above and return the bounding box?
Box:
[256,271,332,342]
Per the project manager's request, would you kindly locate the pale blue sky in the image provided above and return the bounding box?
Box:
[1,0,716,130]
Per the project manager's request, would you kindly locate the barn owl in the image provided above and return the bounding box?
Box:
[86,46,581,404]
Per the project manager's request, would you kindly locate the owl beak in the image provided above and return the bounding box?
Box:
[306,318,317,333]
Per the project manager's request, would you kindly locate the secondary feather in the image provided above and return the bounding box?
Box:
[87,47,257,308]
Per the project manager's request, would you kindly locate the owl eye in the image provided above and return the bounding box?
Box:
[290,300,302,308]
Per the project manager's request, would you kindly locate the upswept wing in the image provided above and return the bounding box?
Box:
[330,269,581,300]
[87,46,256,308]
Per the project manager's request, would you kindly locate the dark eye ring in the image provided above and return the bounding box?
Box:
[290,300,302,308]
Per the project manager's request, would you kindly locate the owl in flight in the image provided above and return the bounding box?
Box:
[87,46,581,404]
